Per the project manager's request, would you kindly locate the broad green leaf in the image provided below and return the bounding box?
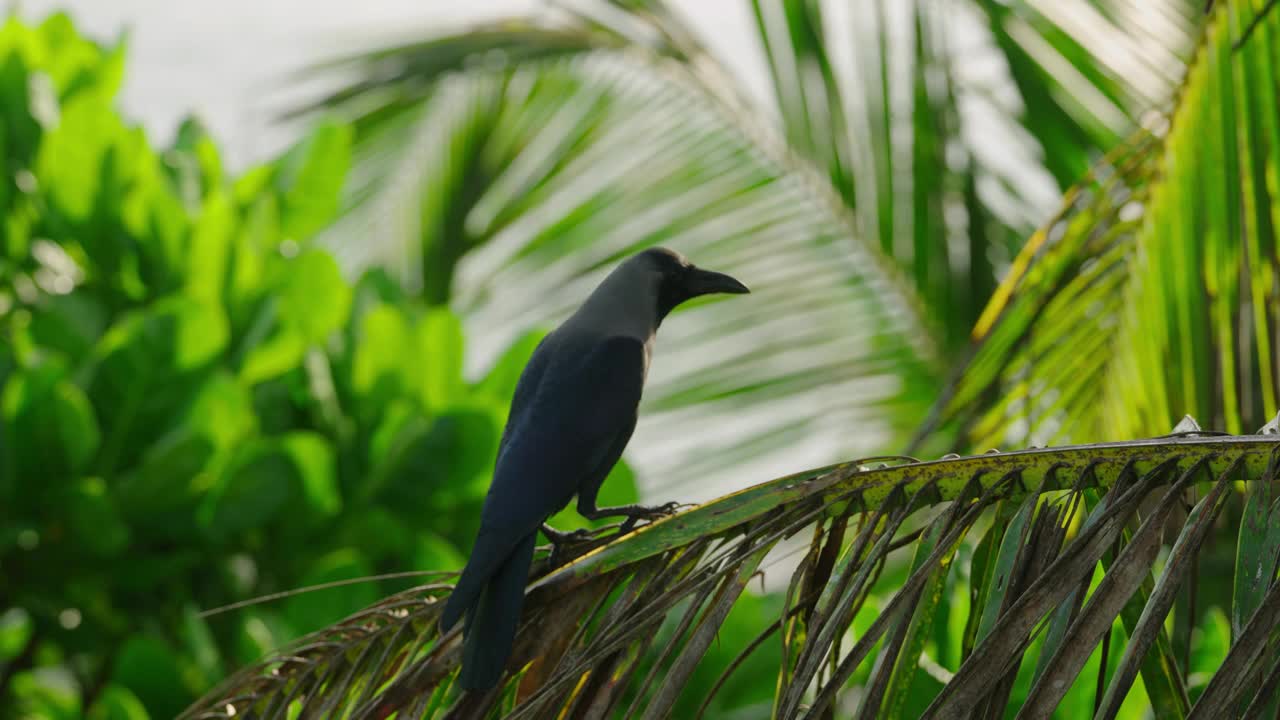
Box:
[195,433,335,537]
[336,507,414,564]
[0,45,41,172]
[11,668,81,720]
[0,607,33,660]
[277,249,351,344]
[283,548,377,633]
[34,88,118,221]
[274,119,352,239]
[180,605,221,692]
[186,190,234,304]
[64,477,130,556]
[27,291,108,361]
[419,307,464,411]
[197,441,301,539]
[280,431,340,517]
[1,360,100,478]
[232,163,275,206]
[374,407,501,524]
[92,296,228,374]
[238,325,306,385]
[86,685,150,720]
[110,636,190,720]
[114,371,253,525]
[88,298,228,471]
[169,116,224,202]
[35,12,124,100]
[226,196,276,314]
[364,399,433,502]
[350,302,415,411]
[414,532,465,573]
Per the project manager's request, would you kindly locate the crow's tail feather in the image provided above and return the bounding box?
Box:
[458,532,536,690]
[440,530,512,634]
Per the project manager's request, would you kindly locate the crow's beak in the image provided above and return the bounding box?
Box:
[686,267,750,297]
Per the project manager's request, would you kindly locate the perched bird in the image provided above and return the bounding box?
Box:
[439,247,750,690]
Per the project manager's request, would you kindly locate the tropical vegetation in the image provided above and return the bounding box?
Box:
[0,13,638,718]
[5,0,1280,717]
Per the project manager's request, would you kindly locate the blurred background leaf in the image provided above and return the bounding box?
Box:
[0,13,536,716]
[293,0,1200,501]
[11,0,1278,716]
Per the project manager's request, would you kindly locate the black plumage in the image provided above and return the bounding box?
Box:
[439,247,749,690]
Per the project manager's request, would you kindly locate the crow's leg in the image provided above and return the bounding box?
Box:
[576,500,684,534]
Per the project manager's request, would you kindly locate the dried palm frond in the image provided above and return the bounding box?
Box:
[181,420,1280,718]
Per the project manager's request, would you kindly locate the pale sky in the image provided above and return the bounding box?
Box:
[11,0,1063,220]
[13,0,770,169]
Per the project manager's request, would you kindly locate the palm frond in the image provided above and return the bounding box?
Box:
[303,9,944,498]
[746,0,1199,345]
[180,422,1280,718]
[920,0,1279,451]
[284,0,1206,493]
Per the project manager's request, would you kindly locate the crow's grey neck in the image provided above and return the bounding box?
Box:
[562,262,658,341]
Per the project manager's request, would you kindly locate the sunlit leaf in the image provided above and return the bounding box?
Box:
[277,249,351,344]
[11,668,80,720]
[275,119,352,240]
[926,0,1275,450]
[0,607,33,660]
[419,307,464,411]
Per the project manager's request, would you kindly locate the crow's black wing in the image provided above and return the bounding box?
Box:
[441,333,646,631]
[494,335,551,458]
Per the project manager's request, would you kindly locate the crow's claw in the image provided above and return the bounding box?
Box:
[544,526,597,566]
[541,524,594,546]
[619,501,683,534]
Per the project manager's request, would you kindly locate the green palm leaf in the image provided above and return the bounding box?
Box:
[290,0,1201,494]
[172,1,1280,717]
[921,0,1279,450]
[179,426,1280,718]
[302,10,943,497]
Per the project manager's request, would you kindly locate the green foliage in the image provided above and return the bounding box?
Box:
[0,14,642,719]
[2,0,1272,716]
[306,8,951,493]
[285,0,1204,500]
[924,0,1277,451]
[183,0,1280,715]
[182,433,1280,718]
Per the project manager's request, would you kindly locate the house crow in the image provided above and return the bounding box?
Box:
[439,247,750,690]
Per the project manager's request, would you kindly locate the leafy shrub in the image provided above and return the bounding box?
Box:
[0,13,637,718]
